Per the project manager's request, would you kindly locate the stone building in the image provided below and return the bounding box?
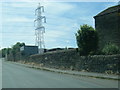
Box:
[94,5,120,49]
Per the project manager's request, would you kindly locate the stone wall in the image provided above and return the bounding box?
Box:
[28,49,120,74]
[7,49,120,74]
[7,52,28,62]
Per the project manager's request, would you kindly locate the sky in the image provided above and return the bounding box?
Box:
[0,0,118,49]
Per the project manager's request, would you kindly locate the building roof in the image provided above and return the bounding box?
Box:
[94,5,120,18]
[21,45,38,47]
[47,48,64,51]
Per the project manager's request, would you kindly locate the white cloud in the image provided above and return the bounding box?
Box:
[2,0,119,2]
[2,2,116,48]
[5,17,33,22]
[44,2,75,15]
[45,30,66,39]
[6,2,75,16]
[7,2,37,8]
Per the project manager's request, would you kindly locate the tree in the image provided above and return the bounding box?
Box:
[0,42,25,58]
[0,48,12,57]
[1,48,7,57]
[11,42,25,56]
[12,42,25,53]
[76,24,98,55]
[9,42,25,61]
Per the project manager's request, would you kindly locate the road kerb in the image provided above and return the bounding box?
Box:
[10,61,119,81]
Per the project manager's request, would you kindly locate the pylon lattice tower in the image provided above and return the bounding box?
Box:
[34,3,46,54]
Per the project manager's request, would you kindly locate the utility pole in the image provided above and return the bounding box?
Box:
[34,3,46,54]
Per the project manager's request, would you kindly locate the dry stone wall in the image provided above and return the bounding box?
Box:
[7,49,120,74]
[29,49,120,74]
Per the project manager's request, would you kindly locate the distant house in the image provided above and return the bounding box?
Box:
[20,45,38,56]
[47,48,64,52]
[46,48,76,53]
[94,5,120,49]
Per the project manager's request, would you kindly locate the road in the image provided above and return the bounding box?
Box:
[2,60,119,88]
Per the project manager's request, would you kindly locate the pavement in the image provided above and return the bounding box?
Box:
[2,60,119,88]
[12,61,119,80]
[32,66,119,80]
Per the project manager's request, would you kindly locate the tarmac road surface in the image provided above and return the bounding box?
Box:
[2,60,119,88]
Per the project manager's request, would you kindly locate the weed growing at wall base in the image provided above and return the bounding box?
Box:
[102,42,120,55]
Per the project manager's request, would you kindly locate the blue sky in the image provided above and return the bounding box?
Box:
[0,0,118,49]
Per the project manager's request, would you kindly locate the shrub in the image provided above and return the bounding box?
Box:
[102,43,120,55]
[76,24,99,55]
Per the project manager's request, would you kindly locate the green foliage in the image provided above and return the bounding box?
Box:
[0,48,12,57]
[1,48,7,57]
[0,42,25,57]
[11,42,25,55]
[76,24,99,55]
[102,43,120,55]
